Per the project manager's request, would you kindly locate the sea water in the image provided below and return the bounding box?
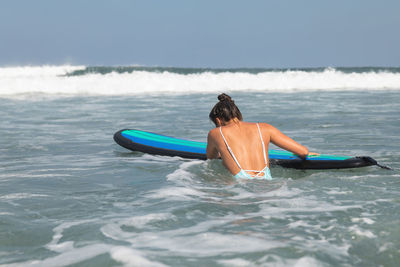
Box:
[0,66,399,266]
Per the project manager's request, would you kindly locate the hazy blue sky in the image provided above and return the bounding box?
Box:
[1,0,399,68]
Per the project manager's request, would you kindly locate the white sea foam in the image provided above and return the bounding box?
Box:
[351,217,375,225]
[2,242,110,267]
[218,258,253,266]
[7,218,166,267]
[3,242,165,267]
[110,246,167,267]
[122,213,176,229]
[147,186,207,201]
[292,256,326,267]
[127,154,183,165]
[1,66,400,97]
[46,219,97,253]
[256,255,327,267]
[0,193,48,200]
[260,196,361,217]
[0,65,85,78]
[166,160,204,182]
[99,184,356,262]
[348,225,376,238]
[101,212,285,257]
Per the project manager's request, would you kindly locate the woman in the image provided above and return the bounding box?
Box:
[206,93,317,179]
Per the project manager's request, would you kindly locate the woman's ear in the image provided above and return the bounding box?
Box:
[215,118,222,127]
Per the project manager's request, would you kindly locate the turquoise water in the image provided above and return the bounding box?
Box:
[1,67,400,266]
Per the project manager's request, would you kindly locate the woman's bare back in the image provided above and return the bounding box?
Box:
[207,120,309,176]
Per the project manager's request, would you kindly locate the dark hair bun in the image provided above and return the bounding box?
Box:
[218,93,233,103]
[209,93,243,124]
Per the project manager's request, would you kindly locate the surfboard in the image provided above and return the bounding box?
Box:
[113,129,386,170]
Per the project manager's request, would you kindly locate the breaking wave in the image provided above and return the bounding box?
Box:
[1,65,399,97]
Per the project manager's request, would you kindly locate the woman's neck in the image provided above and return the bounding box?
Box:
[221,118,240,126]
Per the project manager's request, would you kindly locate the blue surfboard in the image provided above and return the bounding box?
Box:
[114,129,384,169]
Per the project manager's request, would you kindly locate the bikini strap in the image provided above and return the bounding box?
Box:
[219,127,242,169]
[256,123,268,165]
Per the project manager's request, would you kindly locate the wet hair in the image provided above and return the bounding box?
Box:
[209,93,243,125]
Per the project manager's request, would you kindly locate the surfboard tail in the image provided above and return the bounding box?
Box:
[359,156,392,170]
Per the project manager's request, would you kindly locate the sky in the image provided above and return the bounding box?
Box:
[1,0,399,68]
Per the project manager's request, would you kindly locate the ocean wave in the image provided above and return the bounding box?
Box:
[0,65,86,78]
[1,65,400,97]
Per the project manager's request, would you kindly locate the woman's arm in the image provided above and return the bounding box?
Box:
[206,130,220,159]
[268,124,309,158]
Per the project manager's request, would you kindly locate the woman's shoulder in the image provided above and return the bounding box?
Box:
[257,122,273,128]
[207,127,220,138]
[257,122,278,133]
